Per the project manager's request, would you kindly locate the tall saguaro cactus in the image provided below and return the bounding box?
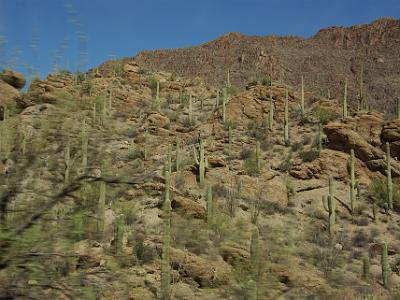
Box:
[222,87,227,124]
[161,171,172,300]
[301,75,305,115]
[175,137,180,172]
[97,181,106,235]
[193,138,207,187]
[189,93,193,123]
[386,142,393,210]
[349,149,357,213]
[269,91,274,131]
[81,118,88,172]
[322,176,336,235]
[155,80,160,110]
[343,79,348,119]
[206,185,213,226]
[64,144,71,185]
[381,241,390,288]
[284,88,289,145]
[256,141,261,172]
[114,214,124,255]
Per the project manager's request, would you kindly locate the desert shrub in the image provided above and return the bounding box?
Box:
[213,183,228,199]
[312,107,340,125]
[224,119,238,130]
[165,110,179,122]
[366,177,400,212]
[243,158,260,176]
[181,116,195,127]
[122,127,138,138]
[261,75,271,86]
[227,84,240,96]
[148,76,159,95]
[239,148,254,160]
[351,229,369,248]
[126,148,144,160]
[299,149,320,162]
[132,233,157,265]
[290,142,303,152]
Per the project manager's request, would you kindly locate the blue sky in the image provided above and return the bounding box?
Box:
[0,0,399,79]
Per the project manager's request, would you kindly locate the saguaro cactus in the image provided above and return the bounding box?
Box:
[322,176,335,235]
[386,142,393,210]
[155,80,160,110]
[362,253,370,280]
[189,93,193,123]
[256,141,261,172]
[175,137,180,172]
[97,181,106,235]
[222,87,227,123]
[167,144,172,174]
[284,88,289,145]
[269,91,274,131]
[206,185,213,225]
[114,214,124,255]
[381,241,390,288]
[64,144,71,185]
[161,172,172,300]
[81,118,88,172]
[343,79,348,119]
[317,123,323,153]
[216,90,220,109]
[193,138,207,187]
[349,149,356,213]
[301,75,305,115]
[228,125,233,153]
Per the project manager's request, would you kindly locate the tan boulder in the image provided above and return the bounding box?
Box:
[171,195,205,219]
[0,69,26,89]
[170,248,230,287]
[147,112,170,128]
[0,79,25,110]
[381,119,400,159]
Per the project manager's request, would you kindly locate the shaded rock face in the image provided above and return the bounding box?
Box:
[0,69,26,90]
[381,119,400,160]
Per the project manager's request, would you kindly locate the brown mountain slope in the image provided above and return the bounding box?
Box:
[109,17,400,113]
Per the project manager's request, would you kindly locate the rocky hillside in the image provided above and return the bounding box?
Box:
[0,63,400,299]
[102,18,400,114]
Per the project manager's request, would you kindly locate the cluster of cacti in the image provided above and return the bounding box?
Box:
[97,181,106,235]
[193,137,208,187]
[113,214,124,255]
[386,142,393,210]
[301,75,305,115]
[381,240,390,288]
[284,88,289,145]
[322,176,335,235]
[349,149,357,213]
[161,171,172,300]
[343,79,348,119]
[81,118,88,173]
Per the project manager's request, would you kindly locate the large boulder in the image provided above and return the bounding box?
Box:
[324,122,400,177]
[0,79,26,111]
[0,69,26,89]
[381,119,400,159]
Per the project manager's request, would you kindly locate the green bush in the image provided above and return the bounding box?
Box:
[243,157,259,176]
[367,177,400,212]
[126,148,144,160]
[312,107,339,125]
[261,75,271,86]
[299,149,320,162]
